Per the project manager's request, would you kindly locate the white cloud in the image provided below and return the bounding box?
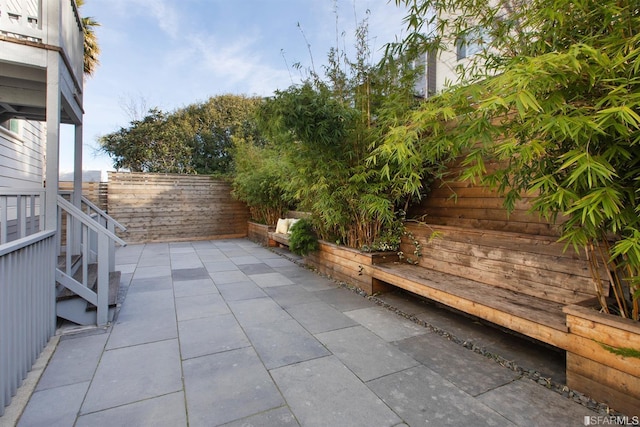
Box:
[108,0,182,39]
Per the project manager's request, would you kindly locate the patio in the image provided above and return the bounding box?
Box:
[12,239,597,426]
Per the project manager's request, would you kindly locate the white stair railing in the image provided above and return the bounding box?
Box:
[0,189,44,244]
[56,196,126,326]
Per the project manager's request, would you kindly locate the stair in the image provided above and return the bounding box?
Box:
[56,255,122,326]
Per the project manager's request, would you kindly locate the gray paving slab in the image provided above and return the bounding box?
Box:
[263,257,299,267]
[345,306,428,342]
[286,301,358,334]
[178,313,250,360]
[171,267,209,281]
[243,318,330,369]
[107,290,177,349]
[211,269,251,284]
[367,366,515,426]
[107,309,177,349]
[136,254,171,268]
[314,287,374,312]
[216,280,268,301]
[114,244,143,263]
[204,260,239,272]
[271,355,402,427]
[239,262,276,275]
[172,277,218,298]
[250,272,295,288]
[81,339,183,414]
[17,381,89,427]
[297,276,339,292]
[133,264,172,279]
[264,284,321,308]
[203,256,239,273]
[183,347,285,427]
[276,266,326,282]
[229,255,263,265]
[220,406,300,427]
[169,244,196,253]
[395,333,519,396]
[117,288,176,316]
[14,239,601,427]
[75,391,187,427]
[194,248,225,258]
[35,332,107,390]
[127,276,173,293]
[316,326,419,382]
[117,262,136,274]
[175,292,230,321]
[477,378,596,427]
[228,297,293,326]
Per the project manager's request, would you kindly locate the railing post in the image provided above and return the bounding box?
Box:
[108,222,116,272]
[96,232,109,326]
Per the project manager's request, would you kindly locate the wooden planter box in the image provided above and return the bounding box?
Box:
[305,240,398,294]
[247,221,273,246]
[563,300,640,417]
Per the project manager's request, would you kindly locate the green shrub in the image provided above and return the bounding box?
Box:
[288,219,319,256]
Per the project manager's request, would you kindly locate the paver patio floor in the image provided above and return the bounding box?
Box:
[14,239,597,426]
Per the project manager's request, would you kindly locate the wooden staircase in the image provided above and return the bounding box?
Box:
[55,195,127,327]
[56,254,122,326]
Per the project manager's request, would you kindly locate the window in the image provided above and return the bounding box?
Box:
[0,119,21,134]
[456,27,489,60]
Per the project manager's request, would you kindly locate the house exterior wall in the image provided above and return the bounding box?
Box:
[0,119,44,188]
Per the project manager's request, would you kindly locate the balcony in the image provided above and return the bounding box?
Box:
[0,0,84,124]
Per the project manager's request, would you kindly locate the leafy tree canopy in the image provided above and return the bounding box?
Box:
[99,94,263,175]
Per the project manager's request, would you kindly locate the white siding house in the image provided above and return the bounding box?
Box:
[0,119,45,188]
[0,1,125,415]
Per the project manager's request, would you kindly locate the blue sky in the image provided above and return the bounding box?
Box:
[61,0,408,174]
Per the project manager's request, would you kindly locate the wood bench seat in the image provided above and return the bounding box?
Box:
[268,231,290,247]
[370,223,609,349]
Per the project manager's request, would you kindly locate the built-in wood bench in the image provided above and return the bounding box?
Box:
[370,223,609,349]
[268,231,291,247]
[267,211,310,248]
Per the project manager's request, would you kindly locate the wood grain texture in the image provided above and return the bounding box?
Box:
[106,172,249,243]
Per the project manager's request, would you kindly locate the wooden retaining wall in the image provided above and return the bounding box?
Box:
[107,172,249,244]
[305,241,398,294]
[412,163,559,236]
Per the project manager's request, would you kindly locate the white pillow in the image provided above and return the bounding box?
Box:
[287,218,300,234]
[275,218,289,234]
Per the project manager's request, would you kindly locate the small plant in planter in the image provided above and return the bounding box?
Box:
[288,218,319,256]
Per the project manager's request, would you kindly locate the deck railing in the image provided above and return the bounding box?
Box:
[0,0,84,84]
[0,230,56,417]
[59,192,127,272]
[56,196,126,326]
[0,189,44,244]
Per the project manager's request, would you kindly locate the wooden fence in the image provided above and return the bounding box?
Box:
[59,181,108,211]
[410,163,559,236]
[106,172,249,244]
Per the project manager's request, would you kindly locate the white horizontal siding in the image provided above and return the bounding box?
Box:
[0,120,44,188]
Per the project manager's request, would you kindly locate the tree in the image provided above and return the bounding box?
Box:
[372,0,640,319]
[253,11,425,249]
[99,95,263,175]
[76,0,101,77]
[171,95,264,175]
[99,108,193,173]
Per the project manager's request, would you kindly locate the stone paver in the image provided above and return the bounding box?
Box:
[13,239,599,427]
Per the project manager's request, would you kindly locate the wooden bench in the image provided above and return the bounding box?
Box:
[268,231,290,247]
[267,211,310,248]
[370,223,609,349]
